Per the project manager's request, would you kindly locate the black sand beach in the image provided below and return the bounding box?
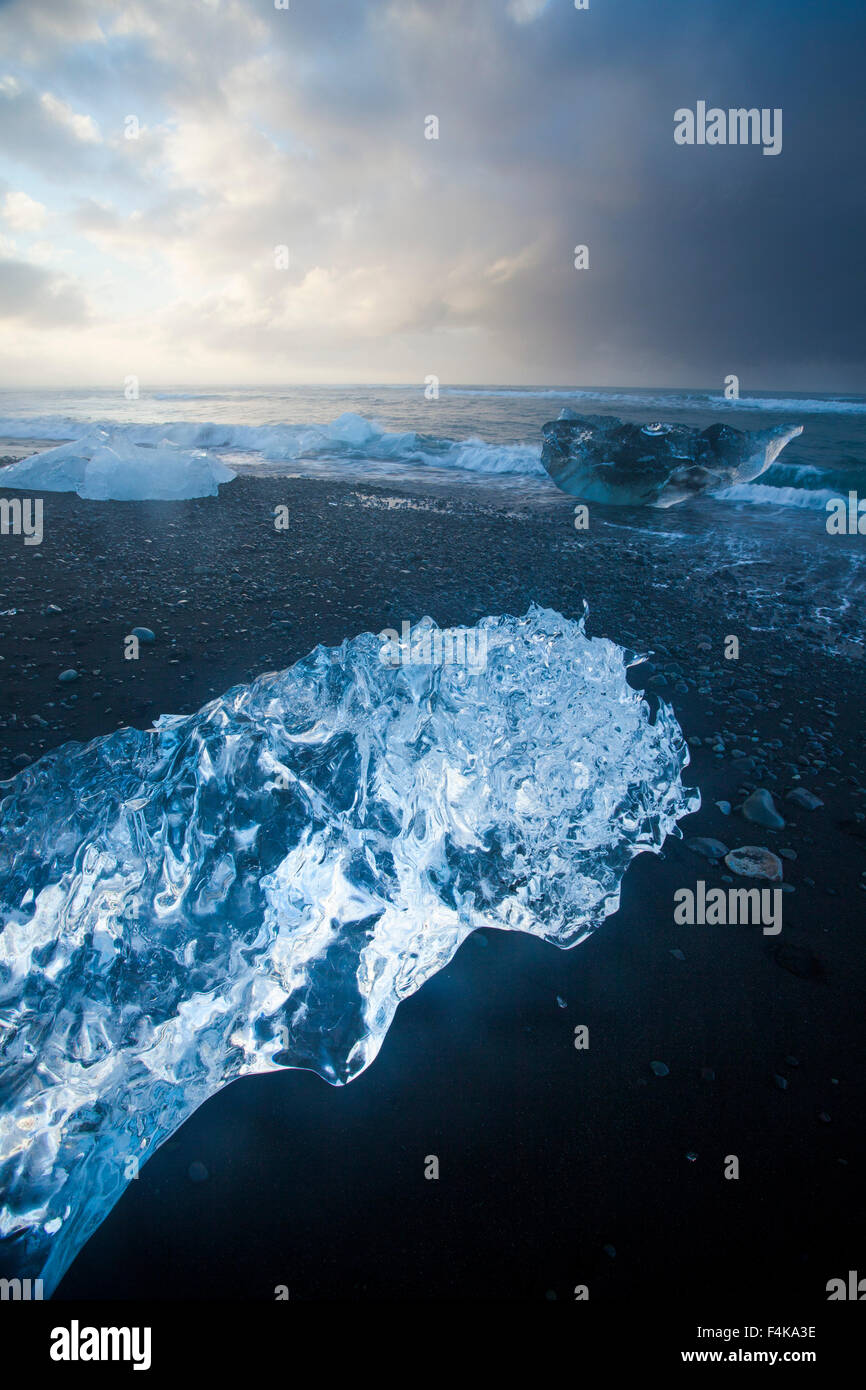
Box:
[2,468,864,1306]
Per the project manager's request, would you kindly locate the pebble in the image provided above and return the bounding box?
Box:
[685,837,729,861]
[715,800,731,815]
[650,1060,669,1077]
[58,669,78,683]
[188,1161,209,1183]
[787,787,824,810]
[742,788,785,830]
[724,846,784,882]
[131,627,156,644]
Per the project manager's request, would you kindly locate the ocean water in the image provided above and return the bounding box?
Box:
[1,383,865,510]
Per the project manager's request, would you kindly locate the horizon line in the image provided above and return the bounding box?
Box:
[0,382,863,398]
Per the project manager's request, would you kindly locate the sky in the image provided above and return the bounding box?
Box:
[0,0,863,391]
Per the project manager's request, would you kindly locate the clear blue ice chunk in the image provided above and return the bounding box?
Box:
[0,606,697,1291]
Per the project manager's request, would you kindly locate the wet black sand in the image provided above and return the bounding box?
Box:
[1,471,865,1308]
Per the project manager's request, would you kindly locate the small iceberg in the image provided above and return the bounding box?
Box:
[0,430,235,501]
[0,607,696,1292]
[541,412,803,507]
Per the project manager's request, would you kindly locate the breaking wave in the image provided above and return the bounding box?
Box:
[0,606,696,1293]
[0,413,545,479]
[716,482,837,510]
[1,410,859,504]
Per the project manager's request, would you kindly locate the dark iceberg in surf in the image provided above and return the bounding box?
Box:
[541,412,804,507]
[0,606,696,1294]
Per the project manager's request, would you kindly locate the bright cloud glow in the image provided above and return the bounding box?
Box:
[2,190,48,231]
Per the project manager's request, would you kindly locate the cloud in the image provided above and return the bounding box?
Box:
[0,78,104,177]
[0,256,89,325]
[0,0,863,387]
[507,0,551,23]
[1,190,47,230]
[0,0,106,61]
[39,91,100,144]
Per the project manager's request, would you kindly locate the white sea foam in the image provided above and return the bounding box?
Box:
[0,413,545,481]
[716,482,836,510]
[0,405,857,504]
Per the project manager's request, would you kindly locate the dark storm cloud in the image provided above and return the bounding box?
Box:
[246,0,866,387]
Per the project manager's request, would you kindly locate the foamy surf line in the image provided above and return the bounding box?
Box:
[717,482,838,510]
[0,412,859,508]
[0,413,545,482]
